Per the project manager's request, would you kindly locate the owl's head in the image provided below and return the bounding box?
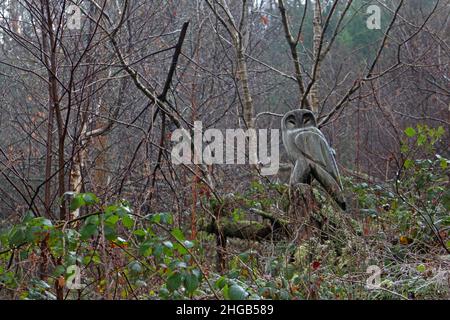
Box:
[282,109,317,131]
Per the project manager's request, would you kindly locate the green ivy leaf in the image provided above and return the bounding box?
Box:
[117,204,132,215]
[175,243,188,255]
[436,126,445,137]
[171,228,185,241]
[153,244,163,258]
[83,253,101,265]
[115,237,128,245]
[228,284,248,300]
[149,214,161,223]
[105,205,119,215]
[163,241,174,249]
[139,241,153,257]
[80,223,97,240]
[416,264,426,273]
[158,288,170,299]
[129,261,142,274]
[122,214,134,229]
[436,155,449,170]
[184,272,199,294]
[21,211,35,223]
[149,212,173,224]
[85,215,100,226]
[417,134,426,146]
[9,227,26,246]
[53,265,66,276]
[69,196,85,212]
[400,143,409,154]
[404,159,413,169]
[69,193,98,212]
[133,229,146,237]
[183,240,194,249]
[34,217,53,227]
[167,272,183,292]
[82,193,99,205]
[222,284,230,299]
[215,277,227,290]
[105,214,120,225]
[405,127,416,137]
[104,225,117,241]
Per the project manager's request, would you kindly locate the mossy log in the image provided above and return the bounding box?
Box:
[201,219,281,241]
[200,207,291,241]
[200,184,320,242]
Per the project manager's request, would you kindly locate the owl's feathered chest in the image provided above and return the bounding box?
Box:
[283,127,327,163]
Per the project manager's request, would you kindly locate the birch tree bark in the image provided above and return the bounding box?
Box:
[205,0,255,128]
[309,0,322,114]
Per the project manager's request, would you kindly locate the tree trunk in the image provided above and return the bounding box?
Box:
[237,50,255,128]
[92,103,109,193]
[310,0,322,114]
[288,183,320,241]
[236,1,254,129]
[278,0,310,109]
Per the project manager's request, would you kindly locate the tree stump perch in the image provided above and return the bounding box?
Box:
[288,183,320,241]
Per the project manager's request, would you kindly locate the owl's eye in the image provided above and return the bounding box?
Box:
[303,117,310,124]
[287,119,296,128]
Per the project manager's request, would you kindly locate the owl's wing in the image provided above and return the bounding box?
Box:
[294,128,342,189]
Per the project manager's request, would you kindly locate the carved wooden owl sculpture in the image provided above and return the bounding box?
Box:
[281,109,346,210]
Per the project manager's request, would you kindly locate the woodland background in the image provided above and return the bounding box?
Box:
[0,0,449,300]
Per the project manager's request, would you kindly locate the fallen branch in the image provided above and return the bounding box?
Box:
[200,207,290,241]
[201,219,280,241]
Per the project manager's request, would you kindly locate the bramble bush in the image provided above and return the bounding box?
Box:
[0,126,448,299]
